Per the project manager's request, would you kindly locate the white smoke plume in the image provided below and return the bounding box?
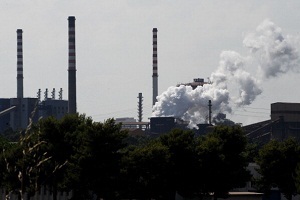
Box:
[243,19,300,78]
[210,51,262,107]
[152,19,300,128]
[152,84,231,127]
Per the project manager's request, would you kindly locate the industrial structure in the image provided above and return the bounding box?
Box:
[176,78,208,89]
[152,28,158,106]
[244,102,300,145]
[137,93,143,128]
[2,16,299,149]
[150,117,188,134]
[38,88,68,121]
[68,16,77,114]
[0,16,75,132]
[17,29,24,99]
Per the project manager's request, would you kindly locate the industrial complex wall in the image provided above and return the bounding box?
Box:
[271,102,300,122]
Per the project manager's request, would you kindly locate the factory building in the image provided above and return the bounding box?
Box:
[37,88,68,121]
[39,99,68,120]
[244,102,300,145]
[0,99,11,132]
[271,102,300,141]
[9,98,38,130]
[0,94,68,132]
[150,117,188,134]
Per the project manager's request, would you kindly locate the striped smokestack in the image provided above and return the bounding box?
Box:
[152,28,158,106]
[68,16,77,114]
[17,29,23,99]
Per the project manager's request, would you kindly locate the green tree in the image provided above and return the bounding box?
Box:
[256,138,300,200]
[0,135,11,188]
[295,162,300,195]
[121,140,172,200]
[56,114,95,200]
[85,118,128,199]
[37,116,70,200]
[1,127,21,142]
[159,129,200,199]
[197,125,251,200]
[3,121,53,200]
[57,115,128,200]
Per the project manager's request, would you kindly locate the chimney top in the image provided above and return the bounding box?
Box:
[68,16,76,27]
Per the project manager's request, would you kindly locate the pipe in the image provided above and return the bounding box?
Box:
[0,106,17,118]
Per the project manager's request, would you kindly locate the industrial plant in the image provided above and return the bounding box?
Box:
[1,16,300,147]
[0,16,77,132]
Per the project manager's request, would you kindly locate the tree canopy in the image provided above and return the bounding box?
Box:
[256,138,300,200]
[3,115,291,200]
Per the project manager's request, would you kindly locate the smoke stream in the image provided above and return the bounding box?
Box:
[152,19,300,128]
[243,19,300,78]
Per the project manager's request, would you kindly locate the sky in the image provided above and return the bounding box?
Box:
[1,1,300,126]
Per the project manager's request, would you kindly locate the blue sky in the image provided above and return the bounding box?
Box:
[1,1,300,125]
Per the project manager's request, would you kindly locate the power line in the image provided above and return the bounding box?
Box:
[231,113,269,118]
[91,107,137,118]
[239,106,270,111]
[234,110,269,115]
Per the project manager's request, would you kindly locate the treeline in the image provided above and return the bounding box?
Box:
[0,114,300,200]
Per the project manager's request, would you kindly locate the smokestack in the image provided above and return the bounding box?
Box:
[138,93,143,122]
[68,16,77,114]
[208,100,212,125]
[17,29,23,99]
[152,28,158,106]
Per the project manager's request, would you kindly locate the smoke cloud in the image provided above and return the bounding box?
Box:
[243,19,300,78]
[152,19,300,128]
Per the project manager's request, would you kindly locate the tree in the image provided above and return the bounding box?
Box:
[3,120,53,200]
[159,129,200,199]
[197,125,251,200]
[85,118,128,199]
[37,116,70,200]
[55,114,95,200]
[121,140,172,200]
[295,162,300,195]
[1,127,21,142]
[0,135,11,189]
[56,115,128,200]
[256,138,300,200]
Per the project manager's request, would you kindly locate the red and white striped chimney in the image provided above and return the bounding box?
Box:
[152,28,158,106]
[17,29,23,99]
[68,16,77,114]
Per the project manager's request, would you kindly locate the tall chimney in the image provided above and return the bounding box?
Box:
[152,28,158,106]
[138,93,143,123]
[208,100,212,125]
[17,29,23,99]
[68,16,77,114]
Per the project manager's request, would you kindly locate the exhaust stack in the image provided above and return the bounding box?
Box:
[152,28,158,106]
[68,16,77,114]
[17,29,23,99]
[208,100,212,125]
